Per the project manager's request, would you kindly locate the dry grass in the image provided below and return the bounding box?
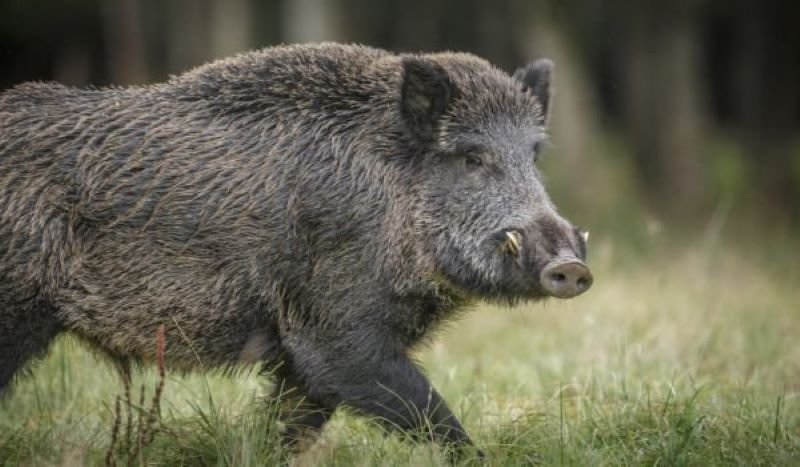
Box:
[1,235,798,465]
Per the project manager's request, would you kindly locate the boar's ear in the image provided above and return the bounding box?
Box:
[400,57,455,141]
[513,58,554,125]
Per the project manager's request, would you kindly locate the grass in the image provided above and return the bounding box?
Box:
[1,233,799,466]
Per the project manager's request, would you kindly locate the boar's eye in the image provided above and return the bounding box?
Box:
[453,144,486,169]
[465,153,483,168]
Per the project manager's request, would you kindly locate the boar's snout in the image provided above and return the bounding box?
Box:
[497,218,592,299]
[540,258,592,298]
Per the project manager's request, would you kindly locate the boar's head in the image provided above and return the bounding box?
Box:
[400,55,592,302]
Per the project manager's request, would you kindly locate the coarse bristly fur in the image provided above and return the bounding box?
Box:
[0,43,589,457]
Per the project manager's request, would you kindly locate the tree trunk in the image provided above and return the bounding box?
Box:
[734,1,800,217]
[103,0,148,84]
[166,0,210,75]
[209,0,252,59]
[282,0,343,43]
[621,0,708,218]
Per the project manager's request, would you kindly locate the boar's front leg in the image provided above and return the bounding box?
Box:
[271,366,333,450]
[282,329,480,456]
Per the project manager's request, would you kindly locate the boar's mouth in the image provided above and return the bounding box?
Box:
[491,227,593,300]
[430,229,545,302]
[432,227,592,303]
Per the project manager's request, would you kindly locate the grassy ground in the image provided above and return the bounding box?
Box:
[1,235,798,466]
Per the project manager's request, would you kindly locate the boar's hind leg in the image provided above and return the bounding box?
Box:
[271,367,333,450]
[283,332,478,455]
[0,300,62,394]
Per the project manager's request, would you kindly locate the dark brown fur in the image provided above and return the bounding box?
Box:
[0,43,587,456]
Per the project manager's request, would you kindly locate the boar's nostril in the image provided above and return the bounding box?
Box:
[540,260,593,298]
[550,272,567,283]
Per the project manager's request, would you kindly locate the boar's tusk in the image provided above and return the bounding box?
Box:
[504,230,521,256]
[581,231,590,242]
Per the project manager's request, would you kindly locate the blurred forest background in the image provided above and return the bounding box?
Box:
[2,2,799,464]
[1,0,798,243]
